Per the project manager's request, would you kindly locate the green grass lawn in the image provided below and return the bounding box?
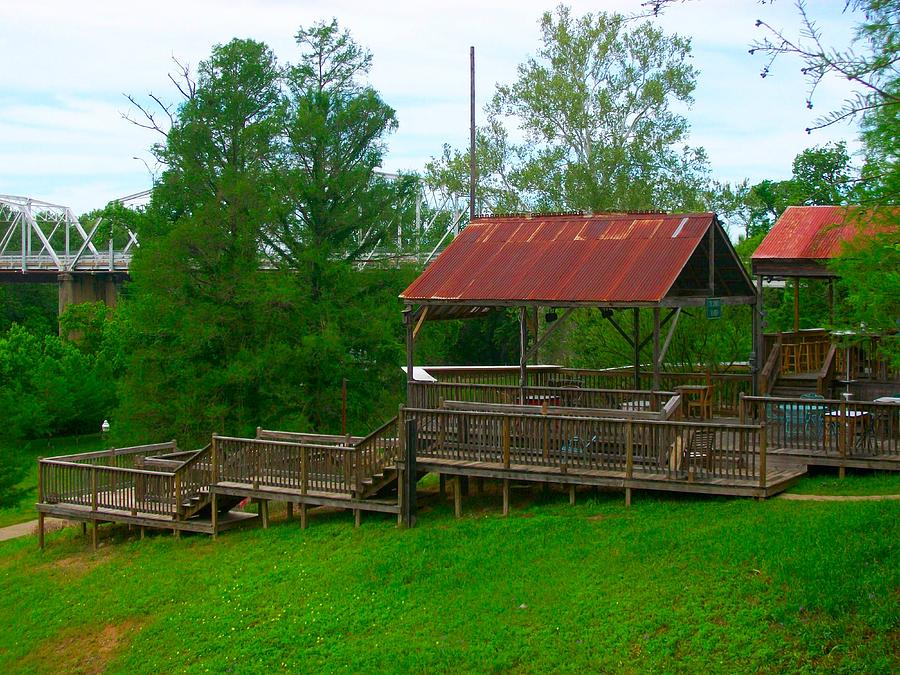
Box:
[0,486,897,673]
[787,469,900,496]
[0,435,105,528]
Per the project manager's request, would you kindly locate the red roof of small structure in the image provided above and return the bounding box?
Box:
[401,212,719,304]
[751,205,877,262]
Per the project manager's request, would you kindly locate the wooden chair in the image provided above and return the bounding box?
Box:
[686,385,713,420]
[683,429,717,474]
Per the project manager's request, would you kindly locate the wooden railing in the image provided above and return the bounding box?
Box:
[409,381,674,413]
[421,367,752,415]
[40,460,177,517]
[213,436,357,496]
[39,441,216,520]
[404,407,762,483]
[817,344,837,396]
[354,416,400,487]
[742,395,900,459]
[759,340,782,397]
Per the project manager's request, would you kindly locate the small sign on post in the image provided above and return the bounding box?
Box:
[705,297,723,320]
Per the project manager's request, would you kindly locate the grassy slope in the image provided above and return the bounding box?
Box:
[0,435,105,528]
[0,490,897,673]
[787,470,900,496]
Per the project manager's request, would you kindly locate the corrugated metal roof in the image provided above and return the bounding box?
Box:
[401,212,717,304]
[751,205,886,262]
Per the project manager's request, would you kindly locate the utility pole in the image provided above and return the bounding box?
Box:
[469,46,476,223]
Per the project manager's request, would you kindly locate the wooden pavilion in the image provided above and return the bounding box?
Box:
[751,205,898,398]
[401,211,758,396]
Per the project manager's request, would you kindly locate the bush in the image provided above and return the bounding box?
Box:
[0,324,116,439]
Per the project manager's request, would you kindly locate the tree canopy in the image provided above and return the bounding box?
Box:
[428,6,711,213]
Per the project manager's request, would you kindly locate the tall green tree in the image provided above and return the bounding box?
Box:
[428,6,710,213]
[119,38,286,442]
[743,142,856,237]
[264,20,400,300]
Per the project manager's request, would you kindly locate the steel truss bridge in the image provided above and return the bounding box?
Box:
[0,179,482,284]
[0,195,138,282]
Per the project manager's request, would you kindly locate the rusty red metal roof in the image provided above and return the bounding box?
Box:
[401,212,718,304]
[751,205,887,262]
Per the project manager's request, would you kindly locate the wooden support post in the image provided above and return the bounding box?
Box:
[38,513,45,550]
[354,509,361,528]
[633,307,640,389]
[286,502,293,521]
[260,500,269,529]
[460,476,469,497]
[397,466,404,527]
[300,503,308,530]
[82,522,87,537]
[140,526,145,540]
[404,306,415,405]
[453,476,462,518]
[569,484,575,506]
[793,278,800,334]
[754,275,764,396]
[652,308,661,391]
[439,473,446,498]
[37,461,44,550]
[519,307,528,400]
[211,492,219,540]
[91,520,98,551]
[502,479,510,516]
[625,487,632,508]
[402,419,418,528]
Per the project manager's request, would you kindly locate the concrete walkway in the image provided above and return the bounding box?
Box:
[0,517,70,542]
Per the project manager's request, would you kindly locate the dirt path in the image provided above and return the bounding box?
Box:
[0,518,70,542]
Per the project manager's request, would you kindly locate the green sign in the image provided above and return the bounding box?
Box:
[706,297,723,320]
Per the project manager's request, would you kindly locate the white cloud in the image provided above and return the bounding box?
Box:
[0,0,866,213]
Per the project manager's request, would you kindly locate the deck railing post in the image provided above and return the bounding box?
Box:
[626,420,634,479]
[174,472,182,520]
[758,422,767,491]
[738,393,746,425]
[839,397,848,478]
[502,417,511,469]
[402,418,418,528]
[211,435,219,484]
[301,447,309,496]
[37,460,45,550]
[91,466,98,513]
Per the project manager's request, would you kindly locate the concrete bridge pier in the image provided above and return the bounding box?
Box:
[58,273,119,315]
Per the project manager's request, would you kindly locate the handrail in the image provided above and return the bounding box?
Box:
[43,441,177,463]
[353,415,399,448]
[39,458,174,476]
[760,339,782,396]
[817,344,837,396]
[403,406,761,431]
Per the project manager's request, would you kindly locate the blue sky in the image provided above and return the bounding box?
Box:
[0,1,864,217]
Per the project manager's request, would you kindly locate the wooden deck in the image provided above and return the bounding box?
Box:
[416,457,805,499]
[35,388,900,549]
